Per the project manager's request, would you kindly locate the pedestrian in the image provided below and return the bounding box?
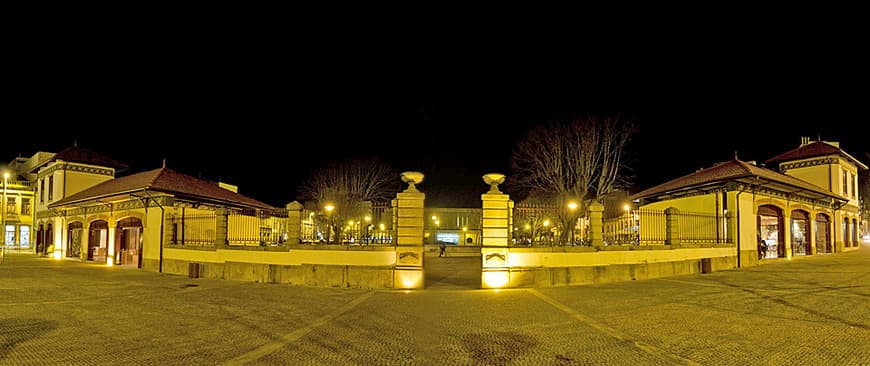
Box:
[439,243,446,257]
[758,237,767,260]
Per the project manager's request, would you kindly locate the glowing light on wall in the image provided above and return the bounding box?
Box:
[396,270,423,289]
[482,271,508,288]
[106,257,114,266]
[53,251,62,260]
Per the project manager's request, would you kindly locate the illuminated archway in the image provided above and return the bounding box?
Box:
[815,213,831,253]
[67,222,83,258]
[757,205,784,258]
[115,217,143,267]
[790,210,810,256]
[88,220,108,261]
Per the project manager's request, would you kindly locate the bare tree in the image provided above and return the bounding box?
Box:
[511,114,635,244]
[298,158,397,243]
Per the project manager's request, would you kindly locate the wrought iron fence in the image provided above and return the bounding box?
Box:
[170,212,216,247]
[679,210,732,244]
[298,201,394,245]
[228,208,290,246]
[603,209,732,245]
[604,209,662,245]
[514,202,557,245]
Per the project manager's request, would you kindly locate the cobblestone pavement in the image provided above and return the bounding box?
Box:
[1,247,868,365]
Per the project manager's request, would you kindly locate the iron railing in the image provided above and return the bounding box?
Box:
[227,208,290,246]
[170,213,216,247]
[604,209,733,245]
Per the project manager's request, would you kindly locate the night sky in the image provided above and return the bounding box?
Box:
[5,52,868,208]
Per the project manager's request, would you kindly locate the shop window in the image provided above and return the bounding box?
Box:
[20,226,30,247]
[5,225,14,245]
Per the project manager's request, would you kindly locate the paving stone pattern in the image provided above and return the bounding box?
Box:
[1,247,868,365]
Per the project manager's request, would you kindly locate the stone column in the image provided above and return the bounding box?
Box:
[665,207,681,245]
[215,208,228,248]
[107,227,116,265]
[783,212,792,258]
[809,217,817,255]
[285,201,303,244]
[53,217,65,259]
[393,172,425,289]
[589,202,605,247]
[481,173,511,288]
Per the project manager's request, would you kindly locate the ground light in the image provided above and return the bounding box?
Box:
[482,271,508,288]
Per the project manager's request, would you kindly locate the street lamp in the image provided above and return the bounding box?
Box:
[567,201,578,246]
[543,219,551,245]
[364,216,371,244]
[2,171,7,248]
[324,204,334,244]
[431,216,439,244]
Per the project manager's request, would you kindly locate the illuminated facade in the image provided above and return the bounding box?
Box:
[47,166,274,269]
[2,156,37,252]
[632,138,865,266]
[424,208,482,245]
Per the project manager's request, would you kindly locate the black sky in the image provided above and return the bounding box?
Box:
[5,40,868,208]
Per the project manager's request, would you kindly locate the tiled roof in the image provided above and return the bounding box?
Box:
[49,167,274,210]
[52,146,129,171]
[631,159,846,201]
[766,141,868,170]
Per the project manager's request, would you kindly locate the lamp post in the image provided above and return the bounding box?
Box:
[431,216,438,244]
[543,219,550,245]
[364,215,371,244]
[324,204,334,244]
[567,201,578,246]
[2,171,7,248]
[623,204,633,244]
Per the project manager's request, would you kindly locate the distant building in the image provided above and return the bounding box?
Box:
[2,157,37,252]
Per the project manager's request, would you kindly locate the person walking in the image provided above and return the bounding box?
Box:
[439,243,446,257]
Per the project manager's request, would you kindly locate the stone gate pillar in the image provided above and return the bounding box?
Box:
[589,202,604,247]
[393,171,425,289]
[481,173,512,288]
[285,201,303,244]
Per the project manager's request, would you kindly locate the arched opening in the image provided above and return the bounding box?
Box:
[790,210,810,256]
[37,224,44,256]
[88,220,108,262]
[758,205,784,259]
[67,222,83,258]
[843,218,850,247]
[46,223,53,255]
[815,213,831,254]
[116,217,143,268]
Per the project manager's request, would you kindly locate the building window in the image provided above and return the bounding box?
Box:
[40,179,45,203]
[853,174,858,199]
[6,197,16,215]
[843,171,849,196]
[48,176,54,201]
[21,198,31,216]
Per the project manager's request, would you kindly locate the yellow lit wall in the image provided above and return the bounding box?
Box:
[506,246,733,268]
[164,247,397,267]
[642,193,718,214]
[64,168,114,198]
